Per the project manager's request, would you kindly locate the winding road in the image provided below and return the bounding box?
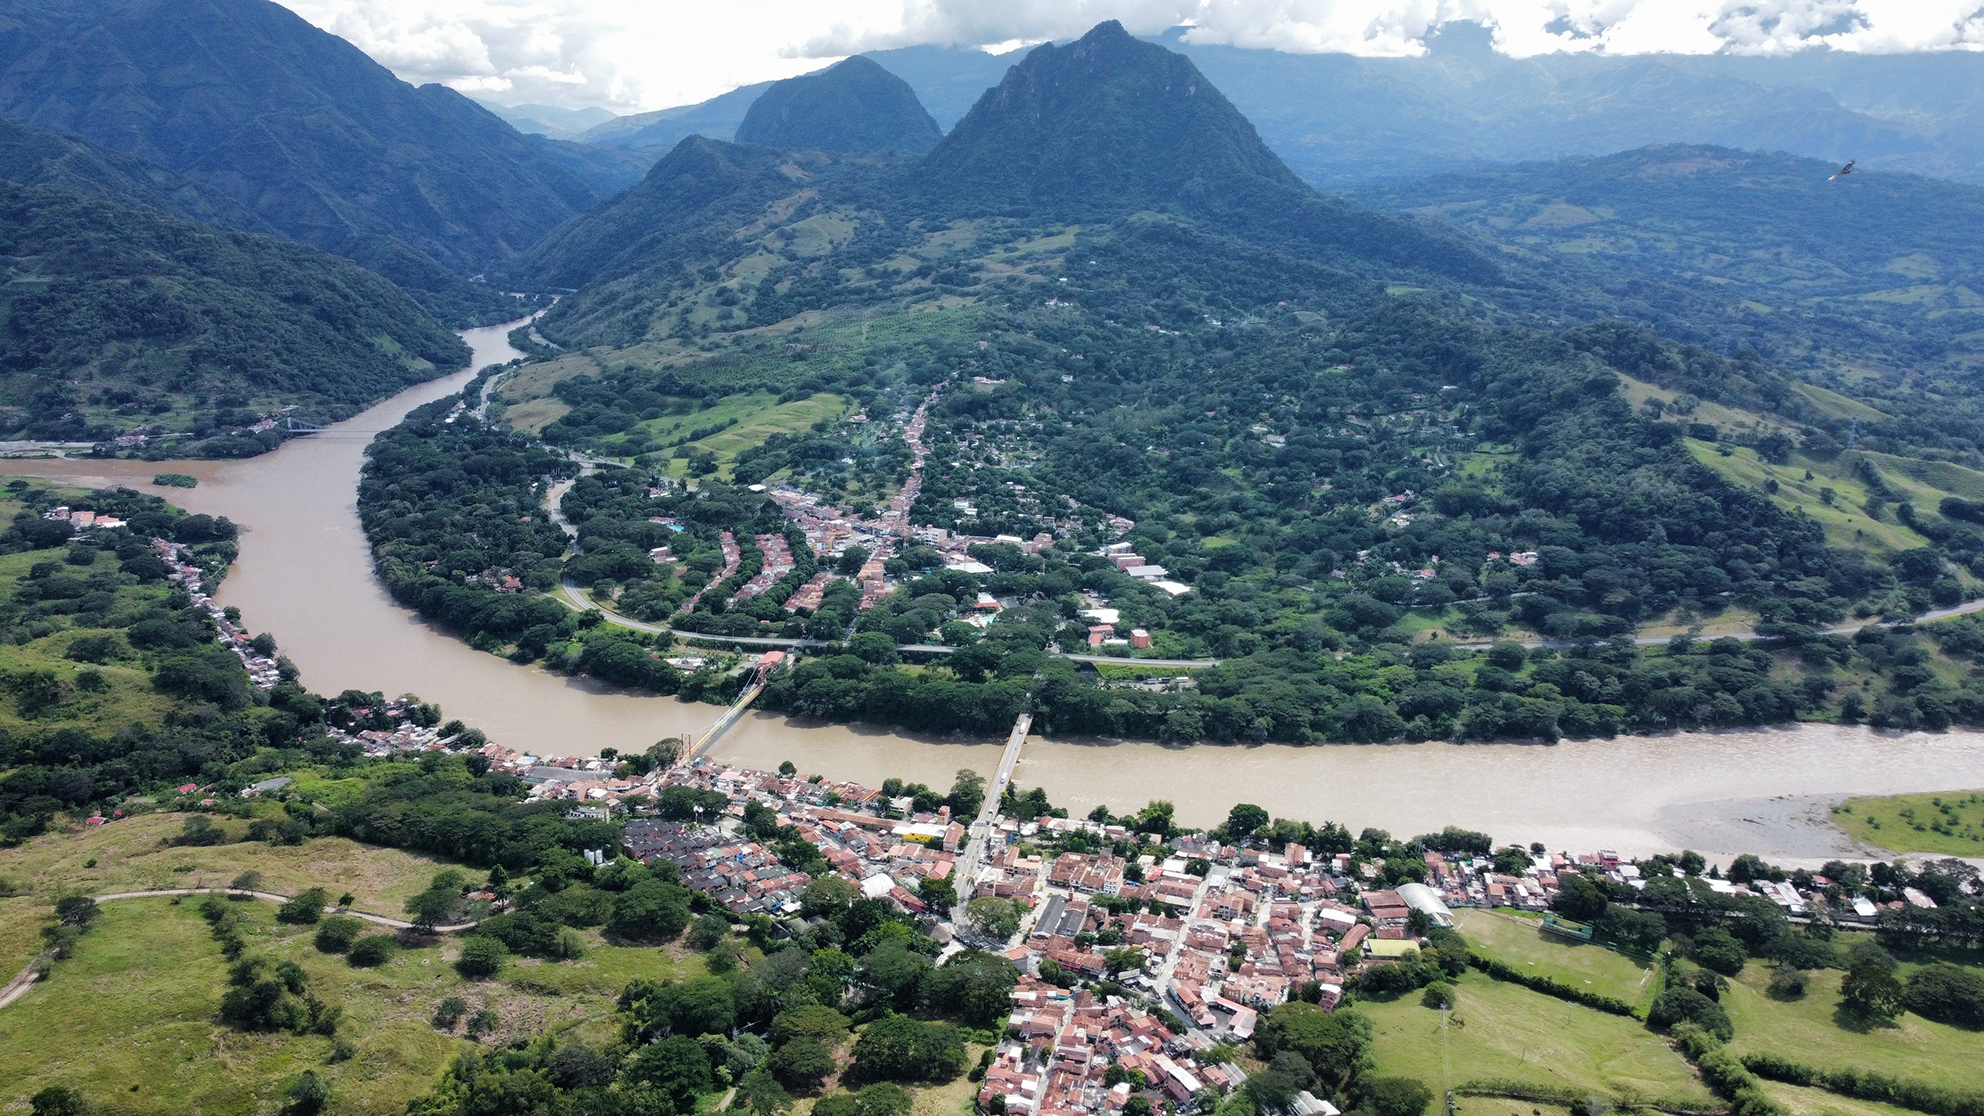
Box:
[0,887,480,1012]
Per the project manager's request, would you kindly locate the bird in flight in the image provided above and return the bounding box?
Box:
[1829,160,1855,181]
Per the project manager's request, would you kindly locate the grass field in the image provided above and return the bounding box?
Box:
[1684,441,1928,554]
[0,895,696,1115]
[1453,909,1658,1008]
[1759,1080,1929,1116]
[1722,963,1983,1090]
[1830,790,1984,855]
[1364,971,1714,1106]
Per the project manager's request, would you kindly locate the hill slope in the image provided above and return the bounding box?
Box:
[735,56,941,155]
[0,179,468,452]
[0,0,607,292]
[1357,145,1984,447]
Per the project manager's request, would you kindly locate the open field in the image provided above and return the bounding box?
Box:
[1454,909,1658,1007]
[1759,1080,1930,1116]
[1722,964,1983,1090]
[1830,790,1984,855]
[1684,441,1927,554]
[0,894,695,1115]
[1364,971,1714,1106]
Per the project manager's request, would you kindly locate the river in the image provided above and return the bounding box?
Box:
[5,320,1982,862]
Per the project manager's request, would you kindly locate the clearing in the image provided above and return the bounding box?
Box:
[1363,971,1713,1107]
[1829,790,1984,856]
[1453,909,1658,1007]
[1722,963,1984,1090]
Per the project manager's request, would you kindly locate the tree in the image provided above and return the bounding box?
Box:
[1254,1003,1372,1093]
[277,888,328,925]
[1363,1077,1435,1116]
[1690,927,1748,976]
[772,1005,853,1047]
[946,768,986,819]
[30,1087,87,1116]
[313,916,363,953]
[802,875,858,919]
[923,949,1018,1026]
[1648,987,1733,1040]
[346,935,396,967]
[965,897,1021,940]
[1226,803,1269,840]
[1842,946,1905,1022]
[688,912,730,951]
[609,879,693,942]
[778,760,798,777]
[851,1014,965,1083]
[1902,963,1984,1028]
[848,631,898,664]
[403,886,458,931]
[284,1070,331,1116]
[623,1035,713,1111]
[454,935,507,979]
[1552,873,1609,922]
[766,1037,837,1091]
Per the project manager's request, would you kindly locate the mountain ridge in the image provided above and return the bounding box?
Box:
[0,0,614,308]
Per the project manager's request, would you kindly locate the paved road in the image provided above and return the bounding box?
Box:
[949,712,1032,935]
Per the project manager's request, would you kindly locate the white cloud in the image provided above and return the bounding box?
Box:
[274,0,1984,112]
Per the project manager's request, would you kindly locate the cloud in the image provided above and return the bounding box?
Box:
[275,0,1984,113]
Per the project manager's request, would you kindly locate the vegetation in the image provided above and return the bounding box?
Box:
[1832,791,1984,856]
[0,179,470,454]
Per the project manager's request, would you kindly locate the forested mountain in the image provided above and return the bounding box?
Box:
[0,117,273,234]
[735,57,941,156]
[515,21,1490,343]
[0,179,468,453]
[1355,145,1984,458]
[0,0,615,322]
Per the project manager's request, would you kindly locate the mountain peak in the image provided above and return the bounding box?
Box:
[918,21,1307,220]
[735,55,942,155]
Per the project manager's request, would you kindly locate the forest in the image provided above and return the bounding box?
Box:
[0,180,469,453]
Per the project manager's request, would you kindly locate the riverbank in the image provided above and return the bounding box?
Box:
[5,319,1982,865]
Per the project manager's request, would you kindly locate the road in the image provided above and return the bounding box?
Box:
[0,887,480,1013]
[1458,596,1984,651]
[948,712,1032,935]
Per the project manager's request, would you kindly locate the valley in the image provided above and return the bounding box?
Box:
[1,8,1983,1116]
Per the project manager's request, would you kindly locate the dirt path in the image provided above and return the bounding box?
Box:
[0,887,479,1014]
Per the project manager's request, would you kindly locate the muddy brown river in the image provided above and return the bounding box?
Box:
[7,320,1982,861]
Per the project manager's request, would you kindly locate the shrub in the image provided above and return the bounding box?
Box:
[433,996,468,1029]
[1650,987,1734,1040]
[1767,966,1810,1001]
[454,935,507,979]
[1902,963,1984,1029]
[313,916,363,953]
[346,934,396,967]
[277,888,328,925]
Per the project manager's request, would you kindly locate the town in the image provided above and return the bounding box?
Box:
[438,739,1905,1116]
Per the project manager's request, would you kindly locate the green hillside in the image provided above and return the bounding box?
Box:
[0,180,468,454]
[0,0,613,321]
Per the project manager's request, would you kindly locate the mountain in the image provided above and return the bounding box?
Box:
[582,83,772,152]
[734,56,941,155]
[478,101,619,139]
[0,0,610,306]
[1359,145,1984,369]
[0,178,468,452]
[0,116,273,233]
[864,45,1029,131]
[919,22,1490,277]
[1158,24,1984,188]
